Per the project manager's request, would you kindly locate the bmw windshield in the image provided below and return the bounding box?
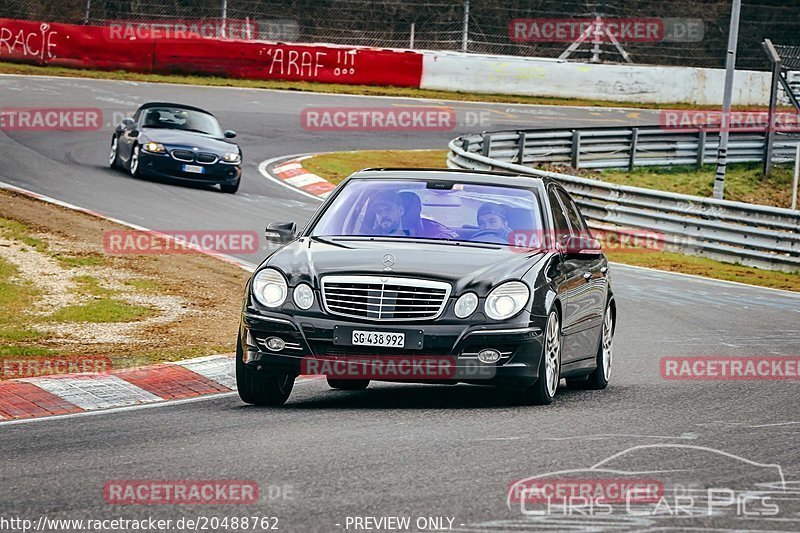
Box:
[311,179,544,246]
[140,107,223,136]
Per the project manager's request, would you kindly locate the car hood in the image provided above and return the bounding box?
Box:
[265,237,545,294]
[140,129,237,152]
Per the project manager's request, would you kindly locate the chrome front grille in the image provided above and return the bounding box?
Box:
[321,275,451,321]
[171,149,195,162]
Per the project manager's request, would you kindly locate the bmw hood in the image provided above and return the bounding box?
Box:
[263,237,544,295]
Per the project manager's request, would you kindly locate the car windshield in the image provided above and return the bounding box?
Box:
[311,178,544,247]
[140,107,223,136]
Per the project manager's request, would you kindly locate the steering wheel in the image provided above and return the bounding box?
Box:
[469,229,506,242]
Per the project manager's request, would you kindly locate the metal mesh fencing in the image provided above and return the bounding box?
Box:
[2,0,800,70]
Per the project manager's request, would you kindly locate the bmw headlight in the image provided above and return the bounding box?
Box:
[485,281,530,320]
[293,283,314,310]
[454,292,478,319]
[222,152,241,164]
[142,142,166,153]
[252,268,288,308]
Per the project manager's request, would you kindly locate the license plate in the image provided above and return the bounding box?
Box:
[183,164,205,174]
[351,330,405,348]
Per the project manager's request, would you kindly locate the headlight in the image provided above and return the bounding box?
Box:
[142,142,166,153]
[222,152,241,164]
[454,292,478,318]
[252,268,287,308]
[485,281,530,320]
[293,283,314,310]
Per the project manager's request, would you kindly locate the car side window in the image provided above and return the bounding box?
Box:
[557,189,590,238]
[548,188,571,246]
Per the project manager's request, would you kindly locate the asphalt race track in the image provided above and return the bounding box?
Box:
[1,75,799,532]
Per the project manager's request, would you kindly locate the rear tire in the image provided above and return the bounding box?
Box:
[220,178,240,194]
[568,303,613,391]
[235,338,294,406]
[327,378,369,391]
[511,309,561,405]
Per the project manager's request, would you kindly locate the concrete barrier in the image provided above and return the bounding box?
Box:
[421,51,771,106]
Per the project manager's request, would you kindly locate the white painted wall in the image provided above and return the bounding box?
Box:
[420,51,771,106]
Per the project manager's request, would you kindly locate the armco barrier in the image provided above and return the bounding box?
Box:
[448,131,800,272]
[0,18,423,87]
[467,126,800,170]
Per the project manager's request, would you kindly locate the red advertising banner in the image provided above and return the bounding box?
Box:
[0,18,423,87]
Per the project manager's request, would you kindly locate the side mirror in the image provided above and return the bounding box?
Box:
[116,118,135,133]
[265,221,296,244]
[563,235,602,257]
[224,130,237,139]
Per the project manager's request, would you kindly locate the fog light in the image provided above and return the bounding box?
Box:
[477,349,501,364]
[265,337,285,351]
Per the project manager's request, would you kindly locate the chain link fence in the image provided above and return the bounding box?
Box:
[3,0,800,70]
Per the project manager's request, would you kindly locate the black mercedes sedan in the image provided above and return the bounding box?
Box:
[109,102,242,193]
[237,169,616,406]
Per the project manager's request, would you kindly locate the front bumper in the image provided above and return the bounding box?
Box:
[240,311,545,388]
[138,152,241,184]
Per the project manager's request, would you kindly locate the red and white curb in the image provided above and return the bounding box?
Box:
[267,155,336,199]
[0,354,237,421]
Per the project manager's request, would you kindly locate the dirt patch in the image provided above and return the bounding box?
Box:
[0,188,249,370]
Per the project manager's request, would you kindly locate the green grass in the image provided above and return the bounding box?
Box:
[70,275,115,297]
[0,255,50,355]
[303,149,800,292]
[123,278,162,291]
[55,253,107,268]
[0,60,778,111]
[0,218,47,252]
[50,299,154,323]
[304,149,448,185]
[593,162,796,208]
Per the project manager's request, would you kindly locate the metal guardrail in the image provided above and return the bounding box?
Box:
[461,126,800,170]
[448,130,800,272]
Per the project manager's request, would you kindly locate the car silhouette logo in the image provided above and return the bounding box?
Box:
[382,254,396,267]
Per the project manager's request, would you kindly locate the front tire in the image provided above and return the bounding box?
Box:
[235,338,294,406]
[511,309,561,405]
[567,303,613,390]
[220,178,240,194]
[129,144,141,178]
[327,378,369,390]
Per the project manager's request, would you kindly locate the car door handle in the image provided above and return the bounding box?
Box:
[583,271,593,281]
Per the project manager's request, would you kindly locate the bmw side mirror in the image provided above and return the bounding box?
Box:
[224,130,237,139]
[116,118,135,133]
[265,221,296,244]
[563,235,602,257]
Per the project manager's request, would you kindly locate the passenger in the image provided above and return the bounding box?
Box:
[474,203,512,243]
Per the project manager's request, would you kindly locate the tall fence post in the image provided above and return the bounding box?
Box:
[697,129,707,168]
[409,22,415,49]
[84,0,91,24]
[517,132,527,164]
[221,0,228,38]
[461,0,470,53]
[481,133,491,157]
[571,130,581,168]
[763,39,782,176]
[628,128,639,171]
[793,144,800,211]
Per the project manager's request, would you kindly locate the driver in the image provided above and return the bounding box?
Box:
[474,203,512,242]
[371,190,407,236]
